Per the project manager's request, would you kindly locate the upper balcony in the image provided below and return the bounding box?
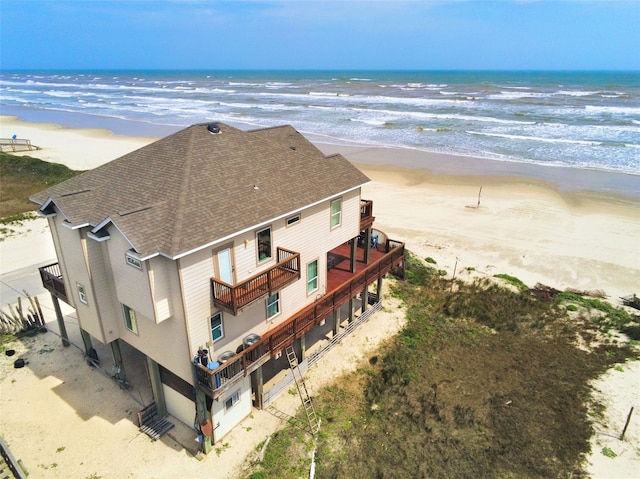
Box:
[211,247,301,316]
[38,262,69,304]
[360,199,375,231]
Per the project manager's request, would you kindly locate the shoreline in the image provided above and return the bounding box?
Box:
[2,112,638,298]
[2,107,639,199]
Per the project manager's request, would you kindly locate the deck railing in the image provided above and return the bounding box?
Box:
[211,247,300,315]
[197,240,405,397]
[0,138,41,152]
[38,262,69,304]
[360,199,375,231]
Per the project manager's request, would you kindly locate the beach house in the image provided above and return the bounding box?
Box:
[31,122,404,451]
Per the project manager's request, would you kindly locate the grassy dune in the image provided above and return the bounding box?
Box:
[0,151,82,218]
[248,254,639,479]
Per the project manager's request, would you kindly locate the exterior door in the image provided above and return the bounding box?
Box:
[217,247,233,284]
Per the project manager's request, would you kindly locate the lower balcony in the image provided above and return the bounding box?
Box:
[211,247,300,316]
[38,262,69,304]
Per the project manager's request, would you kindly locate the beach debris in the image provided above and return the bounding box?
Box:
[0,292,46,335]
[13,358,27,369]
[532,283,560,300]
[565,287,607,299]
[620,294,640,311]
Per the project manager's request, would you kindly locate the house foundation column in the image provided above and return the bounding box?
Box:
[51,294,70,347]
[348,297,355,323]
[332,308,340,336]
[251,367,264,410]
[350,238,357,273]
[299,334,306,361]
[361,285,369,313]
[377,277,383,303]
[110,339,127,381]
[195,389,213,453]
[80,329,100,367]
[146,357,167,417]
[80,329,93,354]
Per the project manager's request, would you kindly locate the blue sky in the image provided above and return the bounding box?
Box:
[1,0,639,70]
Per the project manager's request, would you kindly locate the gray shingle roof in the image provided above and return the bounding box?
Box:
[31,123,370,258]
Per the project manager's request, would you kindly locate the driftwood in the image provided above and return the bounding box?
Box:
[0,293,46,335]
[532,283,560,301]
[565,287,607,299]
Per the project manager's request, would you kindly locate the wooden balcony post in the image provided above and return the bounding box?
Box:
[350,237,357,273]
[364,228,372,264]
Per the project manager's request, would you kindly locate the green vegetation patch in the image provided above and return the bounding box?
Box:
[493,273,528,291]
[0,151,83,217]
[249,252,638,479]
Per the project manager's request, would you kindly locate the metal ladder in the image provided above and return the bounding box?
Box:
[285,345,319,435]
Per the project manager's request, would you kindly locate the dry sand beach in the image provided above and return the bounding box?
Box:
[1,115,639,478]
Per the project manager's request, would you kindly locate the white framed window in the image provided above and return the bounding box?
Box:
[330,198,342,229]
[126,254,142,270]
[123,304,138,334]
[307,259,318,294]
[257,226,272,262]
[210,312,224,342]
[286,214,301,227]
[266,292,280,320]
[224,390,240,411]
[77,283,88,305]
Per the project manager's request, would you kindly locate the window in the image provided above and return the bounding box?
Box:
[257,227,272,262]
[330,198,342,229]
[77,283,88,305]
[307,260,318,294]
[123,305,138,334]
[266,292,280,320]
[286,214,300,227]
[224,390,240,411]
[126,254,142,269]
[210,312,224,342]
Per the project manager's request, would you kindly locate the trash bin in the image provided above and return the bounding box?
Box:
[207,361,221,388]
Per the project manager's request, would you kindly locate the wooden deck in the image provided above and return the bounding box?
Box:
[326,241,388,293]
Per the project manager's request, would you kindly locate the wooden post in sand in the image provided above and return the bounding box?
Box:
[477,186,483,209]
[620,407,634,440]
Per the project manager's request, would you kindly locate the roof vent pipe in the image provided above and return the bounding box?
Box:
[207,123,221,134]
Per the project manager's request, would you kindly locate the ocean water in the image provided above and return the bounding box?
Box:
[1,70,639,175]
